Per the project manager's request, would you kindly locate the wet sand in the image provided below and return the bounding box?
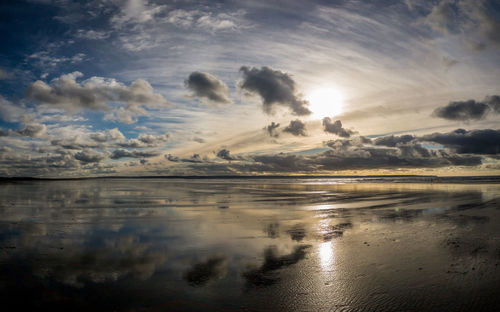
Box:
[0,178,499,311]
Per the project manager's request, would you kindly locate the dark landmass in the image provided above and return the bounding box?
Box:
[1,175,500,184]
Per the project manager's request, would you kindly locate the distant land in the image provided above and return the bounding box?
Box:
[1,175,500,183]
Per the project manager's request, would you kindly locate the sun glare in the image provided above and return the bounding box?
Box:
[306,88,343,119]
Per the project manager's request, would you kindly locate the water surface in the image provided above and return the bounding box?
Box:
[1,178,500,311]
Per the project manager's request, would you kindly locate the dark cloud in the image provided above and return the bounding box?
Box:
[171,136,482,174]
[0,152,80,176]
[486,95,500,113]
[185,72,231,104]
[185,154,204,163]
[165,153,204,163]
[165,154,180,162]
[322,118,355,138]
[250,140,482,172]
[110,149,159,159]
[74,149,106,163]
[374,134,415,147]
[265,122,280,137]
[283,119,306,136]
[239,66,311,116]
[216,149,236,160]
[25,72,168,115]
[420,128,500,155]
[432,100,490,121]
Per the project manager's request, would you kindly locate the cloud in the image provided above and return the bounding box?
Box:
[74,29,111,40]
[28,51,87,67]
[103,107,137,124]
[420,128,500,155]
[374,134,415,147]
[464,0,500,48]
[193,136,205,143]
[322,118,355,138]
[0,151,80,176]
[216,149,236,160]
[105,1,246,51]
[432,99,491,121]
[185,72,231,104]
[165,154,179,162]
[74,149,107,163]
[486,95,500,113]
[239,66,311,116]
[250,142,482,172]
[136,133,169,144]
[26,72,169,118]
[110,149,159,159]
[425,0,500,49]
[165,8,245,32]
[110,0,167,29]
[425,0,461,35]
[165,153,205,163]
[51,136,99,150]
[197,14,236,32]
[116,133,169,148]
[0,96,25,122]
[15,122,47,138]
[432,95,500,121]
[283,119,306,136]
[265,122,280,137]
[90,128,126,142]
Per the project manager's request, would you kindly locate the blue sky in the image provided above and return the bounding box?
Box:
[0,0,499,177]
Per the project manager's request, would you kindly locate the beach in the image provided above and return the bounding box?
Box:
[0,177,499,311]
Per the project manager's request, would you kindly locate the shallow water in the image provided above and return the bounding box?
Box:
[1,178,500,311]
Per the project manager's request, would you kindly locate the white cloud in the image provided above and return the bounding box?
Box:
[28,51,86,67]
[74,29,111,40]
[0,96,25,122]
[26,72,169,122]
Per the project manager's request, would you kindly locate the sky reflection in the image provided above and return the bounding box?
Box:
[0,178,499,310]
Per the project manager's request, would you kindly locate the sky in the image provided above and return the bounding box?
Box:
[0,0,499,177]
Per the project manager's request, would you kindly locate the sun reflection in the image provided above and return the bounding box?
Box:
[319,241,334,269]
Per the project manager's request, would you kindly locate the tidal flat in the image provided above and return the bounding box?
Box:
[0,178,499,311]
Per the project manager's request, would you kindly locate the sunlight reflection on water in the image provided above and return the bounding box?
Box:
[319,241,334,270]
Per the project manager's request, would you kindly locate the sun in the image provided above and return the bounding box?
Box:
[306,88,343,119]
